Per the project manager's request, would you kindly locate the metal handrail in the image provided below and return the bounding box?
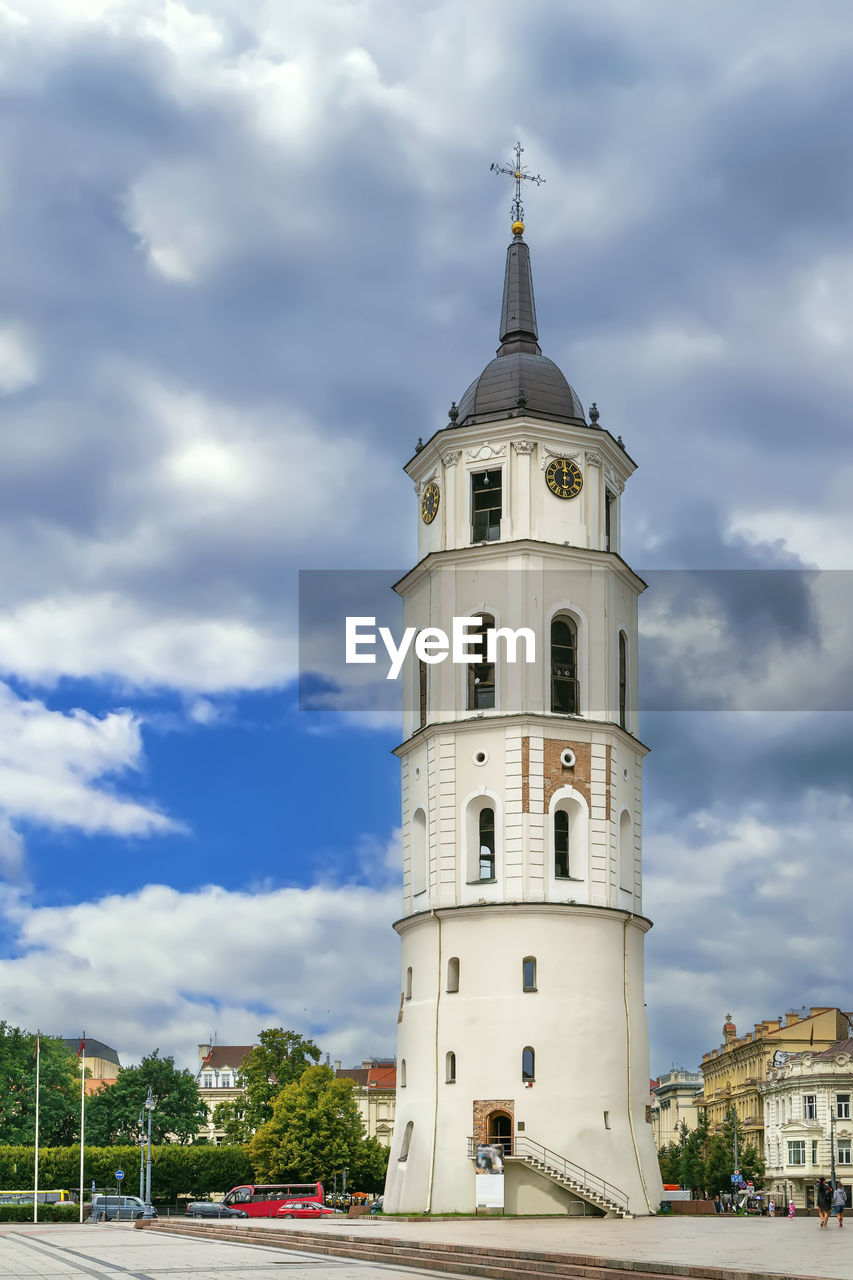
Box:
[467,1136,628,1211]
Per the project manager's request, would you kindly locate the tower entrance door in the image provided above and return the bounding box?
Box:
[488,1112,513,1155]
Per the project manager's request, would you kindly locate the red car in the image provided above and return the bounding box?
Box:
[277,1201,339,1219]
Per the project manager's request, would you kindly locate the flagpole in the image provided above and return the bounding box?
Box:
[78,1033,86,1223]
[33,1032,40,1225]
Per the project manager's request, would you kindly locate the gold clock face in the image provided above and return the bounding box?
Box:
[421,481,440,524]
[545,458,583,500]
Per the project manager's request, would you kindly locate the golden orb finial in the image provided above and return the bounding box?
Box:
[512,219,525,236]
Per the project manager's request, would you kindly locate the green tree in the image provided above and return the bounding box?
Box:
[0,1023,80,1146]
[213,1028,321,1143]
[679,1112,709,1193]
[85,1050,206,1145]
[248,1064,380,1189]
[704,1111,764,1194]
[657,1141,682,1185]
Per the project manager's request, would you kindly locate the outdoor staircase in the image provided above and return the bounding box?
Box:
[469,1135,630,1218]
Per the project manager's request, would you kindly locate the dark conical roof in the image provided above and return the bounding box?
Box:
[455,230,586,427]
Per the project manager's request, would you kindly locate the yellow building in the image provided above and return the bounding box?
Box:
[696,1008,853,1153]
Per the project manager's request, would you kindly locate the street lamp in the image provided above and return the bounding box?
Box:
[138,1112,145,1200]
[830,1107,837,1192]
[144,1087,156,1205]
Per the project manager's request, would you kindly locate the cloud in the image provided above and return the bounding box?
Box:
[0,873,402,1069]
[0,321,38,393]
[0,681,181,880]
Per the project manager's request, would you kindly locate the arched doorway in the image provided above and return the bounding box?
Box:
[488,1111,512,1155]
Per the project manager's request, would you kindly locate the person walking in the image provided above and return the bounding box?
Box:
[817,1176,832,1227]
[768,1197,775,1217]
[787,1200,796,1220]
[832,1184,846,1227]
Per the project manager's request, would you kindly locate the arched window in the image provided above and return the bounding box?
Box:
[405,966,413,1000]
[554,809,570,878]
[522,957,537,991]
[447,957,460,993]
[467,614,496,710]
[619,631,627,730]
[522,1046,535,1082]
[478,807,495,880]
[418,658,428,729]
[446,1051,456,1083]
[619,810,633,892]
[400,1059,407,1087]
[551,616,578,714]
[398,1120,413,1162]
[412,808,427,897]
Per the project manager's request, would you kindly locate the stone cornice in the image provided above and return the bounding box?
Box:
[393,900,653,936]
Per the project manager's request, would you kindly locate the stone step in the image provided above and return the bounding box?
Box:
[136,1219,809,1280]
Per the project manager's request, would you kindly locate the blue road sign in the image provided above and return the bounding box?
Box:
[91,1180,96,1192]
[115,1169,124,1181]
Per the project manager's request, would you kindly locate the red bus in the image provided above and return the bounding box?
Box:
[221,1183,324,1217]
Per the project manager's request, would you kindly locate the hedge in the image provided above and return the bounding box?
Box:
[0,1204,78,1222]
[0,1146,254,1201]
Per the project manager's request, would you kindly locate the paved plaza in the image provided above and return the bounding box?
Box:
[1,1216,852,1280]
[0,1221,458,1280]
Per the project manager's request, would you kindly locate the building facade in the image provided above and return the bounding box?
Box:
[335,1059,397,1148]
[695,1009,853,1154]
[651,1068,703,1149]
[63,1037,121,1096]
[760,1039,853,1210]
[383,208,662,1217]
[196,1043,254,1144]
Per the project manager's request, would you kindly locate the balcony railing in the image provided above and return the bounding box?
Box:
[466,1136,628,1213]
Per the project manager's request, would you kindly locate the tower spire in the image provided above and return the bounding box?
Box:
[491,142,544,356]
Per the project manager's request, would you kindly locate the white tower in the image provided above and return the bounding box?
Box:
[383,206,663,1217]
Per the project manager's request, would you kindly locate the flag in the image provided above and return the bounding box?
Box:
[32,1032,40,1060]
[77,1034,86,1059]
[810,1025,814,1046]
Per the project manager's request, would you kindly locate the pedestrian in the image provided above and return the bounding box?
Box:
[768,1197,775,1217]
[817,1176,831,1227]
[788,1200,795,1220]
[713,1194,721,1214]
[832,1184,846,1228]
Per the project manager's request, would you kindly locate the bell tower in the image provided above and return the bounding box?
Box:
[383,178,662,1216]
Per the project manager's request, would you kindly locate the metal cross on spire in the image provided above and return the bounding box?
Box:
[490,141,545,235]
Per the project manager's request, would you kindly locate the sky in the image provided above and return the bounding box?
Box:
[0,0,852,1081]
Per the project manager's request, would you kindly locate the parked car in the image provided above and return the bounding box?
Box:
[185,1200,249,1219]
[90,1195,157,1222]
[277,1201,340,1219]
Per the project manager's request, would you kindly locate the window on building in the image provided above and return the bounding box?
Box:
[837,1094,851,1119]
[405,966,412,1000]
[604,491,613,552]
[550,616,578,714]
[554,809,570,878]
[839,1140,852,1166]
[398,1121,414,1162]
[787,1140,806,1166]
[203,1074,212,1088]
[812,1139,819,1164]
[400,1059,406,1087]
[412,807,427,897]
[220,1074,230,1088]
[471,469,502,541]
[803,1094,817,1120]
[418,659,428,729]
[522,956,537,991]
[446,1051,456,1083]
[619,809,633,892]
[478,807,495,880]
[618,631,627,730]
[447,956,460,993]
[522,1046,535,1082]
[467,614,495,709]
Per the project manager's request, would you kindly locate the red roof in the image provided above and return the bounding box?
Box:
[199,1046,254,1073]
[368,1064,396,1089]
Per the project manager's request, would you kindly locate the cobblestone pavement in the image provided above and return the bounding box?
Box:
[0,1222,464,1280]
